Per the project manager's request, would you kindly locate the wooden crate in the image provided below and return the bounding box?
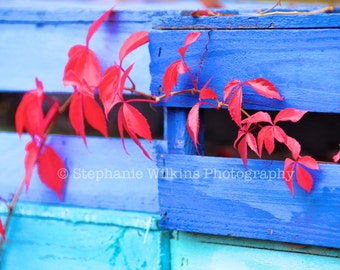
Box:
[1,1,340,269]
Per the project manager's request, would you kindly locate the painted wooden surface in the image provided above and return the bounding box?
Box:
[0,202,169,270]
[158,154,340,248]
[149,28,340,112]
[170,232,340,270]
[0,132,165,213]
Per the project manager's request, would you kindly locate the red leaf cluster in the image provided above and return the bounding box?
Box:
[237,107,319,195]
[15,79,65,199]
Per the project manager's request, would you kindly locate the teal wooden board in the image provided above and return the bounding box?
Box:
[158,154,340,248]
[170,232,340,270]
[0,202,170,270]
[0,132,166,213]
[149,29,340,112]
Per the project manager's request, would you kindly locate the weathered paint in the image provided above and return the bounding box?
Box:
[157,154,340,248]
[0,202,170,270]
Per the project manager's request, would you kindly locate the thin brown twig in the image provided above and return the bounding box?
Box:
[258,6,334,16]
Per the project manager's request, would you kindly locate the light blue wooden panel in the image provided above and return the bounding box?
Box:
[0,132,166,213]
[0,0,212,93]
[149,29,340,112]
[170,232,340,270]
[0,202,170,270]
[158,154,340,248]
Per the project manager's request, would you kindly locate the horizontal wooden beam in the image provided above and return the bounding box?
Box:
[157,154,340,248]
[0,202,170,269]
[150,29,340,112]
[0,132,166,213]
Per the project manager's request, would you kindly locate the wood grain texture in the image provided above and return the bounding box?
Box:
[170,232,340,270]
[0,202,170,270]
[0,132,166,213]
[154,12,340,30]
[158,154,340,248]
[149,29,340,112]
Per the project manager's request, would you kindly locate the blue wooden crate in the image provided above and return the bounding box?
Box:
[1,1,340,269]
[148,2,340,251]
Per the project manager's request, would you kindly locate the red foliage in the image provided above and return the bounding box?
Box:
[187,102,201,153]
[12,7,323,201]
[283,156,320,196]
[163,32,202,99]
[15,79,66,199]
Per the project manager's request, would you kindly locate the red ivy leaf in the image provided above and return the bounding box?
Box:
[63,45,102,90]
[223,79,240,103]
[296,164,314,193]
[274,108,308,124]
[163,60,182,100]
[234,126,259,167]
[298,155,319,170]
[38,145,65,200]
[187,102,201,152]
[242,111,272,125]
[24,141,39,191]
[228,88,243,126]
[15,78,44,138]
[283,158,295,196]
[0,219,6,242]
[257,126,274,157]
[119,31,149,64]
[200,88,217,101]
[83,95,108,137]
[285,136,301,160]
[118,64,134,97]
[69,91,86,144]
[245,78,283,100]
[118,103,153,159]
[122,103,152,141]
[86,7,113,48]
[178,32,201,58]
[333,150,340,163]
[99,65,121,117]
[237,136,248,167]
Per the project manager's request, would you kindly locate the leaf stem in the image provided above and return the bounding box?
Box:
[258,5,334,16]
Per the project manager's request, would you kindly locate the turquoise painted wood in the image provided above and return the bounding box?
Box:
[0,203,170,270]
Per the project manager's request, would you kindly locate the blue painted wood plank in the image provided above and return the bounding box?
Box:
[158,154,340,248]
[154,13,340,30]
[167,108,204,155]
[0,202,170,270]
[0,132,166,213]
[149,29,340,112]
[170,232,340,270]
